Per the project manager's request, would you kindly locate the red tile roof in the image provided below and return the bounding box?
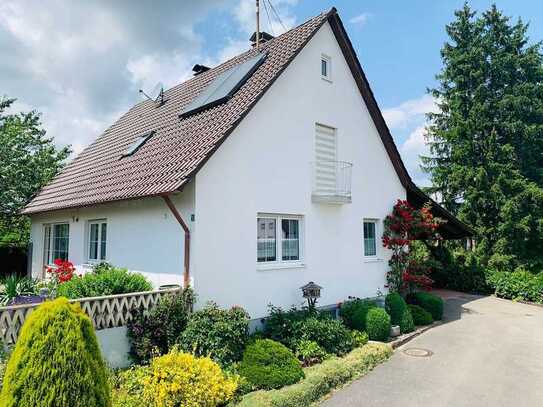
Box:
[23,10,332,214]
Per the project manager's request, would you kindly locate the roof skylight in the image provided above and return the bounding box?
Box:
[180,53,266,118]
[121,131,155,158]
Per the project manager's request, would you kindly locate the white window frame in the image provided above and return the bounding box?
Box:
[363,219,379,259]
[257,214,304,270]
[87,219,108,263]
[321,54,332,82]
[43,222,70,267]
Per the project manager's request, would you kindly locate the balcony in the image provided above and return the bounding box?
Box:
[311,160,353,204]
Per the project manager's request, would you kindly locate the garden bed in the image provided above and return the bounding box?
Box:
[235,342,392,407]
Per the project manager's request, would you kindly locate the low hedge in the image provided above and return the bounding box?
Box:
[408,304,433,326]
[365,308,391,342]
[407,292,444,320]
[340,299,376,332]
[488,270,543,304]
[237,343,392,407]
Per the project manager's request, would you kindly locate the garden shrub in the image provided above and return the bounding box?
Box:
[295,340,327,367]
[407,291,444,320]
[365,307,391,341]
[340,299,376,332]
[57,266,152,298]
[399,308,415,333]
[127,288,195,364]
[112,350,238,407]
[239,339,304,390]
[264,305,320,348]
[179,302,249,367]
[237,343,393,407]
[0,298,110,406]
[408,304,433,325]
[488,270,543,304]
[351,330,369,347]
[385,292,407,326]
[293,317,354,356]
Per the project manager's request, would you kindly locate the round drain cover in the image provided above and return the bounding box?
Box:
[403,348,433,357]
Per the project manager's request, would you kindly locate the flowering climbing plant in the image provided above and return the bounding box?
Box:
[382,200,443,293]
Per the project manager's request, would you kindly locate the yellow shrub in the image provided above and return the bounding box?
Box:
[115,350,238,407]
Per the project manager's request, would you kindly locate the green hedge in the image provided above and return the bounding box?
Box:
[57,266,152,298]
[488,270,543,304]
[408,304,433,326]
[340,299,376,332]
[407,292,444,320]
[237,343,392,407]
[384,293,406,326]
[400,308,415,333]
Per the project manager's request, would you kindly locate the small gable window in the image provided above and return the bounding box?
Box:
[121,131,155,158]
[321,54,331,81]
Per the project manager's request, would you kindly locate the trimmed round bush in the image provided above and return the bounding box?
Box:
[179,302,249,367]
[407,292,444,320]
[408,304,433,325]
[294,317,354,356]
[365,307,391,342]
[385,292,407,326]
[0,298,110,406]
[239,339,304,390]
[341,299,376,332]
[400,308,415,333]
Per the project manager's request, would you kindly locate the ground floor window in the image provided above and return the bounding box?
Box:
[88,220,107,261]
[257,214,302,264]
[44,223,70,265]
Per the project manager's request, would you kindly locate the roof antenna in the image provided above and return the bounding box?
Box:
[139,82,165,106]
[256,0,260,51]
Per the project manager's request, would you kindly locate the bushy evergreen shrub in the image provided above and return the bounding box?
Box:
[293,317,354,356]
[294,340,327,367]
[57,266,152,299]
[351,330,369,347]
[0,298,110,406]
[239,339,304,390]
[408,304,433,325]
[112,350,238,406]
[399,308,415,333]
[407,292,444,320]
[127,288,195,364]
[385,293,407,326]
[488,270,543,303]
[263,305,320,348]
[179,302,249,367]
[365,308,391,342]
[340,299,377,332]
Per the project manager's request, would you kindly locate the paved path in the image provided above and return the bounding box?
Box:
[322,291,543,407]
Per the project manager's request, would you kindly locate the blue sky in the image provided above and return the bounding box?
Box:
[1,0,542,186]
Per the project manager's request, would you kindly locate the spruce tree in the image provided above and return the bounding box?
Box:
[424,4,543,271]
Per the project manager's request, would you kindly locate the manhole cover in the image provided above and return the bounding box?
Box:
[403,348,433,357]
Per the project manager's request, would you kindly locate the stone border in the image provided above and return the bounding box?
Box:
[388,321,442,349]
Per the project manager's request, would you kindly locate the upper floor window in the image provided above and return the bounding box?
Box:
[257,215,302,265]
[321,54,332,81]
[44,223,69,265]
[363,220,377,257]
[88,220,107,262]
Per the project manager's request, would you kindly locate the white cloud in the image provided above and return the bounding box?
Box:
[399,125,430,186]
[382,94,437,130]
[349,13,372,28]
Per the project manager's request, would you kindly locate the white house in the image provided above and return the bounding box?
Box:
[23,8,470,320]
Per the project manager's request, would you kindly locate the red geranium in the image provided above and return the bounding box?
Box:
[46,259,75,283]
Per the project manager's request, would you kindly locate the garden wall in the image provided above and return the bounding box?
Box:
[0,287,181,368]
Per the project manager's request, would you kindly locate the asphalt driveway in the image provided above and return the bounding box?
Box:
[322,291,543,407]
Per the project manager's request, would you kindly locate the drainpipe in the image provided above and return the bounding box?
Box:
[162,195,191,288]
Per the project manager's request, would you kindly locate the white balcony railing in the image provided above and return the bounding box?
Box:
[311,160,353,204]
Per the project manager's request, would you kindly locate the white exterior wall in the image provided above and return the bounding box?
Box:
[193,22,406,319]
[28,183,194,288]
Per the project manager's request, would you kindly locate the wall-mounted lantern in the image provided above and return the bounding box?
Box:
[300,281,322,309]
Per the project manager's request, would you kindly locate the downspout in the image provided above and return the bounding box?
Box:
[162,195,191,288]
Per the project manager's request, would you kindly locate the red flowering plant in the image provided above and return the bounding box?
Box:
[382,200,443,293]
[46,259,75,284]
